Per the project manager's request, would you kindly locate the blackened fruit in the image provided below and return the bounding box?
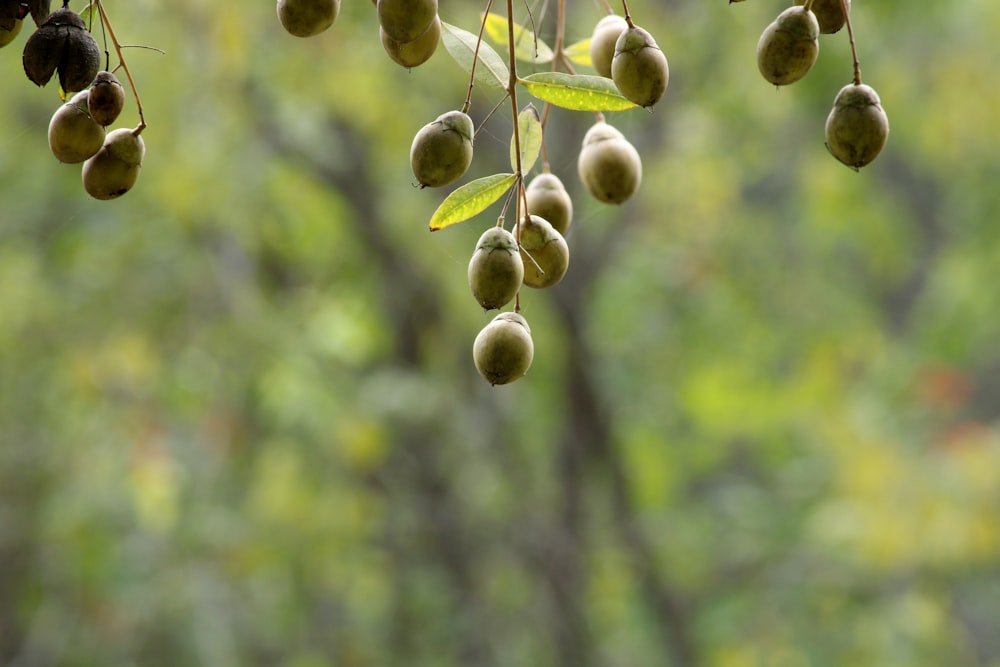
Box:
[0,16,20,47]
[22,7,99,93]
[825,83,889,170]
[381,15,439,68]
[48,89,105,163]
[277,0,339,37]
[794,0,849,34]
[612,25,669,108]
[378,0,437,44]
[473,312,534,386]
[82,128,145,200]
[518,215,569,289]
[468,227,524,311]
[589,14,627,78]
[410,110,474,188]
[756,6,819,86]
[577,121,642,205]
[88,71,125,126]
[525,173,573,235]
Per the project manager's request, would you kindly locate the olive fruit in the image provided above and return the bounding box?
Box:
[794,0,849,34]
[577,121,642,205]
[473,312,534,386]
[48,89,105,163]
[277,0,339,37]
[22,7,99,93]
[589,14,627,78]
[377,0,437,44]
[525,173,573,235]
[82,127,145,200]
[88,71,125,126]
[468,227,524,311]
[0,17,21,48]
[612,25,669,108]
[410,110,474,188]
[518,215,569,289]
[756,6,819,86]
[381,15,440,68]
[825,83,889,170]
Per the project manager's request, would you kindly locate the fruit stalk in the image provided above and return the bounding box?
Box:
[463,0,499,113]
[96,0,145,132]
[839,0,862,84]
[505,0,524,313]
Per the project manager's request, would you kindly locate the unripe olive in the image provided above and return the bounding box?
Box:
[825,83,889,170]
[82,127,145,200]
[525,173,573,235]
[468,227,524,311]
[518,215,569,289]
[48,89,105,163]
[577,121,642,205]
[0,17,22,48]
[473,312,534,386]
[588,14,627,78]
[277,0,340,38]
[410,110,474,188]
[612,25,669,108]
[756,6,819,86]
[794,0,849,34]
[377,0,437,44]
[381,15,439,68]
[88,70,125,126]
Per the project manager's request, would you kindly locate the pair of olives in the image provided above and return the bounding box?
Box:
[589,15,669,109]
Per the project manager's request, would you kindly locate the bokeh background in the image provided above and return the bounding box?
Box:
[1,1,999,665]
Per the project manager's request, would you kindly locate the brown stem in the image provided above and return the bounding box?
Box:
[96,1,146,133]
[464,0,500,113]
[621,0,634,27]
[840,0,862,84]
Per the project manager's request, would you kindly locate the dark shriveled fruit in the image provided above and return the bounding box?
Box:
[378,0,437,43]
[48,89,105,163]
[381,15,439,68]
[825,83,889,170]
[525,173,573,235]
[473,312,534,386]
[277,0,340,37]
[588,14,627,78]
[612,25,669,108]
[82,128,145,200]
[468,227,524,310]
[410,110,474,188]
[518,215,569,289]
[88,71,125,126]
[794,0,849,34]
[756,6,819,86]
[22,7,99,93]
[0,16,21,48]
[577,121,642,205]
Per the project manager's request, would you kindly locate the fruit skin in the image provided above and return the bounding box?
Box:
[612,25,669,108]
[577,121,642,205]
[473,312,534,386]
[525,173,573,235]
[756,6,819,86]
[410,110,474,188]
[518,215,569,289]
[48,89,105,163]
[82,127,145,200]
[378,0,437,44]
[88,70,125,126]
[825,83,889,170]
[277,0,339,37]
[468,227,524,311]
[381,14,439,68]
[794,0,849,34]
[22,7,100,93]
[589,14,627,78]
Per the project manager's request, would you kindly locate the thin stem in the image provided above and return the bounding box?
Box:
[95,0,146,132]
[506,0,525,313]
[802,0,814,12]
[463,0,498,114]
[537,0,568,171]
[621,0,634,28]
[840,0,862,84]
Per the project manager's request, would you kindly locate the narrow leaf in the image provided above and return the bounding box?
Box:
[79,2,96,27]
[482,13,554,64]
[563,38,593,67]
[429,173,517,231]
[520,72,637,112]
[510,105,543,174]
[440,22,509,92]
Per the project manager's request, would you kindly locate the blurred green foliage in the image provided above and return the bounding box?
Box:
[1,1,999,666]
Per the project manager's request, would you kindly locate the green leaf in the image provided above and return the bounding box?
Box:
[520,72,637,112]
[510,105,543,174]
[429,173,517,231]
[563,38,593,67]
[79,2,96,27]
[440,22,510,92]
[482,13,554,64]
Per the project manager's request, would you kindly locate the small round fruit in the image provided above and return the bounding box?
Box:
[525,173,573,235]
[468,227,524,311]
[82,127,145,200]
[589,14,627,78]
[473,312,534,386]
[794,0,849,34]
[612,25,669,108]
[377,0,437,43]
[825,83,889,170]
[381,15,439,68]
[48,89,105,163]
[277,0,339,37]
[88,70,125,126]
[756,6,819,86]
[577,121,642,205]
[410,110,474,188]
[518,215,569,289]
